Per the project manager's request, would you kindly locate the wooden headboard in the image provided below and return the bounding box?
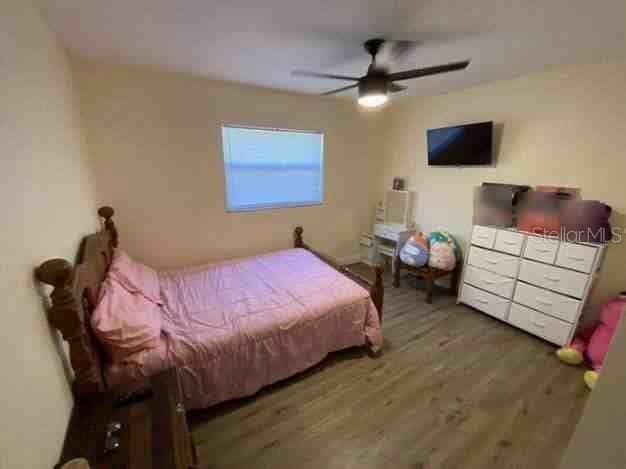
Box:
[36,206,118,396]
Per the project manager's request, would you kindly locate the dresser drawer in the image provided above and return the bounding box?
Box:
[524,236,559,264]
[513,282,581,323]
[464,265,516,299]
[494,230,525,256]
[471,225,497,249]
[508,303,573,346]
[460,284,510,320]
[555,242,597,273]
[518,260,588,299]
[467,246,520,278]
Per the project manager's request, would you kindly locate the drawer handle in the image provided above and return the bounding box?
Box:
[476,234,490,239]
[544,275,560,282]
[536,299,553,306]
[531,319,546,328]
[567,256,585,262]
[482,278,509,285]
[502,240,518,245]
[476,299,490,304]
[534,248,551,253]
[485,258,500,265]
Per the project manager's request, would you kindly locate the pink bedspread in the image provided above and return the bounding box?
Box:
[106,248,382,409]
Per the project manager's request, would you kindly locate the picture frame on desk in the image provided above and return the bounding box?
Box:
[392,177,405,191]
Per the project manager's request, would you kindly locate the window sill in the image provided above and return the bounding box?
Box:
[226,201,323,213]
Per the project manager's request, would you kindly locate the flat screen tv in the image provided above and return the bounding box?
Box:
[427,121,493,166]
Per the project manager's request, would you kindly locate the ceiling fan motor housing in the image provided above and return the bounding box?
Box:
[359,72,389,98]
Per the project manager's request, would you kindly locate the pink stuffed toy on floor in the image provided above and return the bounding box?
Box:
[557,293,626,389]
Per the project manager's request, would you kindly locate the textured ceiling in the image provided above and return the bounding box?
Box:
[40,0,626,98]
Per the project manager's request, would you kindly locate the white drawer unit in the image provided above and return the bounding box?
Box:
[508,303,572,346]
[464,265,516,299]
[460,284,510,321]
[518,259,588,299]
[467,246,520,278]
[459,224,605,346]
[513,282,580,323]
[524,236,559,264]
[555,242,597,274]
[494,230,525,256]
[373,223,400,241]
[471,225,497,249]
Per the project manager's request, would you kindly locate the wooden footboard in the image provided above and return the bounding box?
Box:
[293,226,384,322]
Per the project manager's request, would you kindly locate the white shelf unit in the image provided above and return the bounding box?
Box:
[376,190,415,226]
[458,225,606,346]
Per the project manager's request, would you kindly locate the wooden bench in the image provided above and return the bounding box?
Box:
[56,368,197,469]
[393,257,461,304]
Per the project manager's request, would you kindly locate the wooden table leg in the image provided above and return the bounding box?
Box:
[394,262,458,304]
[451,265,461,296]
[392,257,401,288]
[425,274,434,304]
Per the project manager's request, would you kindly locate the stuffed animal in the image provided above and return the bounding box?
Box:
[556,293,626,389]
[427,230,462,262]
[400,232,429,267]
[428,240,456,271]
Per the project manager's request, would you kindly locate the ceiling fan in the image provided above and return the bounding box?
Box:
[293,38,470,107]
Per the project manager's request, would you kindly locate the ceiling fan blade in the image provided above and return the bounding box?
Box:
[389,83,407,93]
[381,36,469,68]
[388,40,419,62]
[292,70,360,81]
[389,60,470,82]
[321,83,359,96]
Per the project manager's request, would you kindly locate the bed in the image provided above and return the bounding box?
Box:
[36,207,384,409]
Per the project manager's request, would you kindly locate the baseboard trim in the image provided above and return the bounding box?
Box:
[335,253,363,266]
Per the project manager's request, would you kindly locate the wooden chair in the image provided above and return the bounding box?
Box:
[393,257,461,304]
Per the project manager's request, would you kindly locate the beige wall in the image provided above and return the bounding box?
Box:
[71,57,384,269]
[380,61,626,308]
[0,2,98,468]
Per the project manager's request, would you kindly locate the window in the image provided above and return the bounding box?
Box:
[221,125,324,212]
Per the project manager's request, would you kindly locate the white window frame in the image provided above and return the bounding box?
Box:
[221,125,325,212]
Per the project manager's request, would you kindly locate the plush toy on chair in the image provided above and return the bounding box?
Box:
[556,293,626,389]
[399,232,429,267]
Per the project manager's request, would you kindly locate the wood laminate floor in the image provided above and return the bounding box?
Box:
[189,266,589,469]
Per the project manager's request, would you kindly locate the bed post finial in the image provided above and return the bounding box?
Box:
[36,258,74,289]
[98,206,118,248]
[294,226,304,248]
[36,258,106,395]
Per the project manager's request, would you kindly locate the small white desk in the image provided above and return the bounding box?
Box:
[373,223,414,273]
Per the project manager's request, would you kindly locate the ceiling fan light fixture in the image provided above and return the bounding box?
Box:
[358,93,388,107]
[358,75,389,108]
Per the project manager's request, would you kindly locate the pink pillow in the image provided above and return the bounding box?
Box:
[91,277,162,363]
[109,250,162,305]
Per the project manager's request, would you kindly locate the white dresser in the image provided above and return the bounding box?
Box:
[458,225,606,346]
